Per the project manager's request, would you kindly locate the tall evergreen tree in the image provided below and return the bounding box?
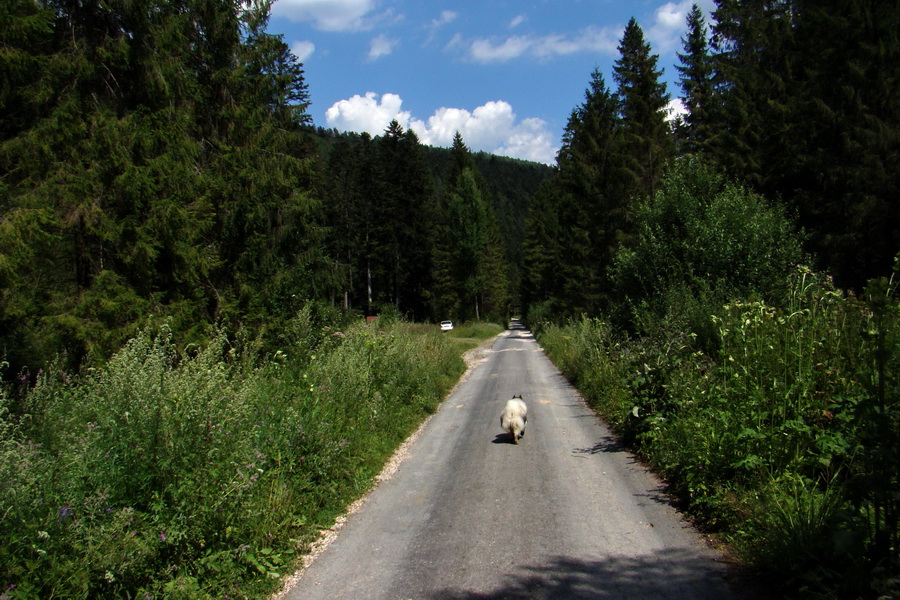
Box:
[708,0,795,191]
[439,133,509,320]
[522,178,565,320]
[676,5,716,155]
[781,0,900,287]
[0,0,324,371]
[613,17,673,201]
[554,69,628,314]
[372,121,434,319]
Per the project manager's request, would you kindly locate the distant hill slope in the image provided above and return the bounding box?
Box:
[309,126,554,310]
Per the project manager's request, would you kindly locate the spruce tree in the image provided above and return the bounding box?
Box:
[553,69,631,314]
[782,0,899,287]
[708,0,795,191]
[522,178,563,318]
[676,5,715,155]
[439,133,509,320]
[613,17,673,201]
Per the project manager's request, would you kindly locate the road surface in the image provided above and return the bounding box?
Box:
[279,321,735,600]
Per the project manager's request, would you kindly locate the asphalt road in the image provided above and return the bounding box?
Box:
[279,321,735,600]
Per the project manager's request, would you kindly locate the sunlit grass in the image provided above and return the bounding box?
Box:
[0,314,504,599]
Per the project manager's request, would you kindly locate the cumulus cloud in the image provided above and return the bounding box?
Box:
[290,40,315,62]
[368,34,398,60]
[325,93,557,164]
[325,92,412,135]
[271,0,376,31]
[464,25,622,63]
[664,97,688,122]
[647,0,716,54]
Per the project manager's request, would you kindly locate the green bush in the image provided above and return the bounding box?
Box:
[538,265,900,597]
[0,312,475,598]
[610,157,805,346]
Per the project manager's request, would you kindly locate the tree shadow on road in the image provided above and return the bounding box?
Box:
[573,434,626,454]
[421,550,762,600]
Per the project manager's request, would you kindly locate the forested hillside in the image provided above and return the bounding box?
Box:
[521,3,899,598]
[0,0,549,378]
[523,2,899,320]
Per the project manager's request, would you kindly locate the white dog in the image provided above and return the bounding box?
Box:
[500,395,528,444]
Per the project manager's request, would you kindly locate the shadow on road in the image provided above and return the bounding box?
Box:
[573,435,626,454]
[503,331,535,341]
[422,550,744,600]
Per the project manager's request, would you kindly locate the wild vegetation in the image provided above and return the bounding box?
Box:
[534,161,899,597]
[522,2,899,596]
[0,311,502,598]
[2,0,898,597]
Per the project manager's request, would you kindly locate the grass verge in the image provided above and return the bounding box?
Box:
[0,312,504,599]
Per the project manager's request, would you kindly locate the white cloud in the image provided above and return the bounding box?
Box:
[469,35,533,62]
[647,0,716,54]
[325,92,412,135]
[325,93,557,164]
[368,34,398,60]
[432,10,457,28]
[271,0,376,31]
[424,10,457,45]
[509,15,526,29]
[464,25,622,63]
[290,40,315,62]
[664,97,688,122]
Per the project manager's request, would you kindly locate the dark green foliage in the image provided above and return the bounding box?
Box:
[319,127,532,323]
[694,0,899,289]
[613,18,674,201]
[524,21,675,322]
[675,5,715,155]
[438,135,510,321]
[554,70,630,315]
[0,0,328,374]
[539,263,899,597]
[610,157,805,341]
[522,178,564,322]
[780,0,900,290]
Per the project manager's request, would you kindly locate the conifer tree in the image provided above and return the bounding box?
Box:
[553,69,630,314]
[780,0,899,287]
[372,121,434,319]
[676,5,715,155]
[0,0,324,371]
[447,168,488,319]
[708,0,795,191]
[613,17,673,201]
[522,178,563,317]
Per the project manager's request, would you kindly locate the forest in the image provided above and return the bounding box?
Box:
[0,0,548,378]
[1,0,898,597]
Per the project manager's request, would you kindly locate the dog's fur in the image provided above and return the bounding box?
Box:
[500,395,528,444]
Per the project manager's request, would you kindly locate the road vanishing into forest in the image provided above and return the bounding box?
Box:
[277,320,736,600]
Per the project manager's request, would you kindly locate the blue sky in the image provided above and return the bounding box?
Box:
[268,0,715,164]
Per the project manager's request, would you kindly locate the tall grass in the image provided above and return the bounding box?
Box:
[538,266,899,597]
[0,310,476,599]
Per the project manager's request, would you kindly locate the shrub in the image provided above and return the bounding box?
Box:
[537,265,900,596]
[610,157,805,344]
[0,311,474,598]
